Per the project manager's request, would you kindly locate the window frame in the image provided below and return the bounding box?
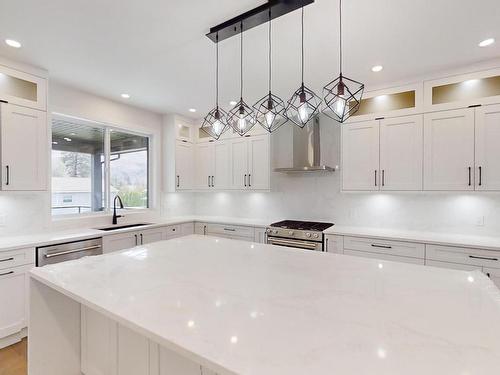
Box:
[50,113,154,218]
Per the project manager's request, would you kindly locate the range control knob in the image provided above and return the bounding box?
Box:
[273,230,278,235]
[288,231,294,236]
[305,232,311,238]
[266,228,271,233]
[313,233,319,238]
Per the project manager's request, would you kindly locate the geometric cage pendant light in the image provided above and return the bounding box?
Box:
[285,6,322,128]
[227,22,256,136]
[201,32,229,140]
[322,0,364,123]
[253,10,288,133]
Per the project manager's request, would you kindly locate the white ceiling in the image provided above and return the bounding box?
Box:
[1,0,499,119]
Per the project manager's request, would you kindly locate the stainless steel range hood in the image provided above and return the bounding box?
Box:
[272,114,339,173]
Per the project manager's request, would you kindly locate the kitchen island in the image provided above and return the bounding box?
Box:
[29,235,500,375]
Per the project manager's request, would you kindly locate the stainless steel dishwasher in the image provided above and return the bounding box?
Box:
[36,237,103,266]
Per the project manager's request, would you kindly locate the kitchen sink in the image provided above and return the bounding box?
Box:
[96,223,153,231]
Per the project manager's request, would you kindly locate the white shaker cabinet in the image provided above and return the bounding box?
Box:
[102,232,138,253]
[194,143,214,190]
[213,141,231,189]
[230,138,248,189]
[342,120,380,190]
[1,103,47,191]
[175,140,194,190]
[247,135,270,190]
[475,104,500,191]
[0,264,31,341]
[423,108,475,190]
[141,227,166,245]
[379,115,423,190]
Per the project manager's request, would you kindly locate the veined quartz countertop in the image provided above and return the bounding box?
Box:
[30,235,500,375]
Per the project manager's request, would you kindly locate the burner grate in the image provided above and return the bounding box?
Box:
[270,220,334,231]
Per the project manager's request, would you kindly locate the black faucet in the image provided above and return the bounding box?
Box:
[112,195,124,225]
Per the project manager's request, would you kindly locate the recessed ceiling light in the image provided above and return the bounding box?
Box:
[371,65,383,72]
[189,108,197,113]
[5,39,21,48]
[121,93,130,99]
[479,38,495,47]
[229,101,237,106]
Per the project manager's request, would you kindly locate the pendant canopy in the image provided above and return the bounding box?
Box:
[228,22,255,136]
[322,0,364,123]
[286,7,322,128]
[201,33,229,140]
[253,11,288,133]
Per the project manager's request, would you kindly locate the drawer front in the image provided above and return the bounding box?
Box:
[426,244,500,269]
[426,260,481,271]
[0,248,34,270]
[344,249,425,265]
[165,225,181,238]
[325,235,344,254]
[343,236,425,259]
[206,223,254,238]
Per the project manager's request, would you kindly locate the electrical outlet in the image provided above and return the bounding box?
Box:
[475,216,485,226]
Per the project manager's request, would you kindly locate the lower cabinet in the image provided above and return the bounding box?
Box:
[0,263,33,348]
[102,223,195,253]
[195,222,256,242]
[325,233,500,288]
[81,306,214,375]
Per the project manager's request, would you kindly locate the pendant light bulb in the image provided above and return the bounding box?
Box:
[213,119,223,136]
[265,111,276,127]
[333,96,346,117]
[298,102,310,123]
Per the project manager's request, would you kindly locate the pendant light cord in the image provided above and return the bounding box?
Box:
[301,7,304,85]
[215,33,219,107]
[240,21,243,100]
[339,0,343,74]
[268,10,272,93]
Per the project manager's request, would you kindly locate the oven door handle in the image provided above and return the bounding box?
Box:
[44,245,102,259]
[267,238,319,250]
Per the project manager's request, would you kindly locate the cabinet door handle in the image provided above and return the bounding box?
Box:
[0,270,14,277]
[325,238,329,252]
[479,166,482,186]
[134,234,138,246]
[223,228,236,232]
[176,175,180,188]
[248,174,251,187]
[244,174,247,187]
[140,233,143,245]
[371,244,392,249]
[211,176,215,187]
[208,176,210,187]
[469,255,498,261]
[374,170,377,187]
[382,170,385,187]
[468,166,471,186]
[5,165,9,186]
[203,225,207,235]
[0,257,14,262]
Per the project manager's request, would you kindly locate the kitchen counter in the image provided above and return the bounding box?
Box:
[325,225,500,251]
[29,235,500,374]
[0,215,270,252]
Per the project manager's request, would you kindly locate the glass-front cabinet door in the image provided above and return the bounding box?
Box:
[0,65,47,111]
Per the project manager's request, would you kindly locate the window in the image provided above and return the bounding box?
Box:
[51,115,150,216]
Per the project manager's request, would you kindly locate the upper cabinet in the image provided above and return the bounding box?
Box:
[342,115,423,191]
[1,103,48,191]
[423,108,475,190]
[0,64,47,111]
[175,140,194,190]
[474,104,500,191]
[424,68,500,112]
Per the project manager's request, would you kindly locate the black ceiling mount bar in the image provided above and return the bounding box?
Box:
[206,0,314,43]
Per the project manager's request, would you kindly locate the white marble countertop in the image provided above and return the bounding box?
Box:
[0,215,270,252]
[30,235,500,375]
[325,225,500,251]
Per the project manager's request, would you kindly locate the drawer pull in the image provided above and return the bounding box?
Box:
[469,255,498,261]
[223,228,236,232]
[0,257,14,262]
[371,244,392,249]
[0,271,14,277]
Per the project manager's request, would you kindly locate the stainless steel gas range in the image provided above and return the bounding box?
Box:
[266,220,334,251]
